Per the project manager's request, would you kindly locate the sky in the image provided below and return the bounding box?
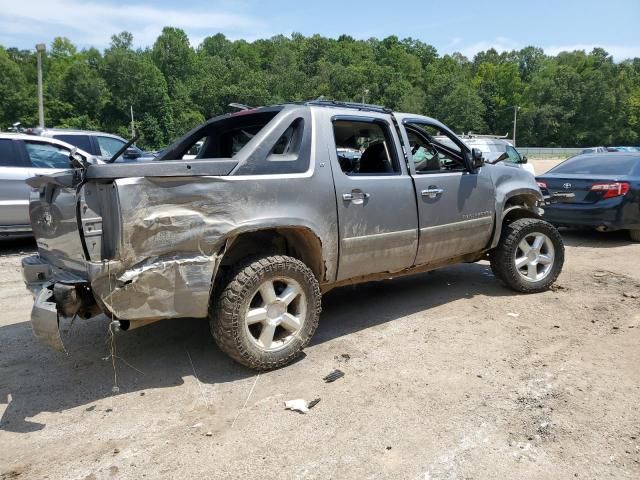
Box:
[0,0,638,60]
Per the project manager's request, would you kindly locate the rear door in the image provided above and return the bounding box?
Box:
[0,138,32,230]
[329,114,419,281]
[399,119,495,265]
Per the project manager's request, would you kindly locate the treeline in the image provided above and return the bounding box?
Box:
[1,29,639,149]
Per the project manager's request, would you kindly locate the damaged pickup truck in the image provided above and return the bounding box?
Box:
[22,101,564,370]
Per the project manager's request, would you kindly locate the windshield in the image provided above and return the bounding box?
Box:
[550,155,639,176]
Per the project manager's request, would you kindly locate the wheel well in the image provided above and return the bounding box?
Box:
[219,228,324,281]
[502,195,541,225]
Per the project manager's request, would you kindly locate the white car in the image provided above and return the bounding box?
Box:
[459,136,535,176]
[0,133,94,235]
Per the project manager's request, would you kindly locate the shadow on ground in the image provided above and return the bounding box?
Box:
[558,227,635,248]
[0,236,36,256]
[0,261,513,434]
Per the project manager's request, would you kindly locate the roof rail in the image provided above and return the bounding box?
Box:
[458,132,510,139]
[301,99,393,114]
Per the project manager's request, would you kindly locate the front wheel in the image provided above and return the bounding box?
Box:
[490,218,564,293]
[210,255,321,371]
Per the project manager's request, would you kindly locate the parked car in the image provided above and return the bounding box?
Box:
[536,152,640,241]
[22,101,564,369]
[34,128,151,162]
[0,133,94,236]
[456,135,535,176]
[579,147,608,154]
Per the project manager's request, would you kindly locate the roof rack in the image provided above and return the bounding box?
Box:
[300,99,393,114]
[457,132,510,139]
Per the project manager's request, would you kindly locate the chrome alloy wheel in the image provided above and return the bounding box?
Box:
[514,232,555,282]
[244,277,307,352]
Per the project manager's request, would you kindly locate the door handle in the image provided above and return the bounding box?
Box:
[421,187,444,199]
[343,191,371,204]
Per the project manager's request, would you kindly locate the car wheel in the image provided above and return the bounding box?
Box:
[490,218,564,293]
[210,255,321,371]
[629,229,640,242]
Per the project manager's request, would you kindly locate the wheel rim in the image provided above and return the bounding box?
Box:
[514,232,555,283]
[244,277,307,352]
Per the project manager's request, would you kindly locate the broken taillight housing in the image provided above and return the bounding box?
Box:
[590,182,630,199]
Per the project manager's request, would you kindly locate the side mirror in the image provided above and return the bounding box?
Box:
[123,147,141,159]
[471,148,484,169]
[521,155,528,164]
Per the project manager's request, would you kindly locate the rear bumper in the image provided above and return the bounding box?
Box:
[542,199,639,231]
[31,283,65,351]
[22,255,91,351]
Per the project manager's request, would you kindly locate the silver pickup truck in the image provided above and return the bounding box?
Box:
[22,101,564,370]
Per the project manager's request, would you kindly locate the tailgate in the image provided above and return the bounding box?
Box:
[27,170,113,273]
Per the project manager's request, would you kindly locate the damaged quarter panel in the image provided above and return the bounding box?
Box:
[89,106,338,321]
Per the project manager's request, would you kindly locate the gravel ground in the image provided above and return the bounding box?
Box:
[1,160,639,480]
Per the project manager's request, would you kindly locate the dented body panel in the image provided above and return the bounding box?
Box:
[23,103,544,350]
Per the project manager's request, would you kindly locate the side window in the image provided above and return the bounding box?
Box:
[53,134,93,153]
[333,119,400,175]
[505,145,521,164]
[25,141,71,169]
[96,136,125,158]
[406,124,465,173]
[0,139,23,167]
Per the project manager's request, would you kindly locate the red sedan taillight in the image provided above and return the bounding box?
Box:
[590,182,630,199]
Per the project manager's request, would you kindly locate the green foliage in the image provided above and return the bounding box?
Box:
[0,32,638,149]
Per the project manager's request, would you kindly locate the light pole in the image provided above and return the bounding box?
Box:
[362,88,369,105]
[512,105,520,147]
[36,43,46,129]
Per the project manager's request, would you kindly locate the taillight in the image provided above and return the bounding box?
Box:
[536,181,547,189]
[590,182,630,199]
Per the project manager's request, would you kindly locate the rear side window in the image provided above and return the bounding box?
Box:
[25,141,71,169]
[0,139,22,167]
[333,119,400,175]
[53,134,93,153]
[551,155,638,176]
[96,136,125,158]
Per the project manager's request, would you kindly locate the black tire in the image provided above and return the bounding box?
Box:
[210,255,321,371]
[490,218,564,293]
[629,229,640,242]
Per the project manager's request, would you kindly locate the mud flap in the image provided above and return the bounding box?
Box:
[31,284,65,351]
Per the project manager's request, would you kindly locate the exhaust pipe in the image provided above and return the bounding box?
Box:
[115,318,162,331]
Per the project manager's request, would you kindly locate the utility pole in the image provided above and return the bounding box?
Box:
[362,88,369,105]
[512,106,516,147]
[36,43,46,129]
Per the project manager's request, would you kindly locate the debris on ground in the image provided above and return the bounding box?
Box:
[284,398,321,414]
[323,369,345,383]
[622,292,639,299]
[507,312,520,318]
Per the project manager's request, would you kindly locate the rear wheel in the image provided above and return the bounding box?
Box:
[490,218,564,293]
[210,255,321,371]
[629,229,640,242]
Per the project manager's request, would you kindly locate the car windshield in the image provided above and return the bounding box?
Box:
[550,155,639,176]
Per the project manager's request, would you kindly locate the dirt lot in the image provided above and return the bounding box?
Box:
[1,159,639,479]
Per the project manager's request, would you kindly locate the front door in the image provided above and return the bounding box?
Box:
[329,115,419,281]
[400,121,495,265]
